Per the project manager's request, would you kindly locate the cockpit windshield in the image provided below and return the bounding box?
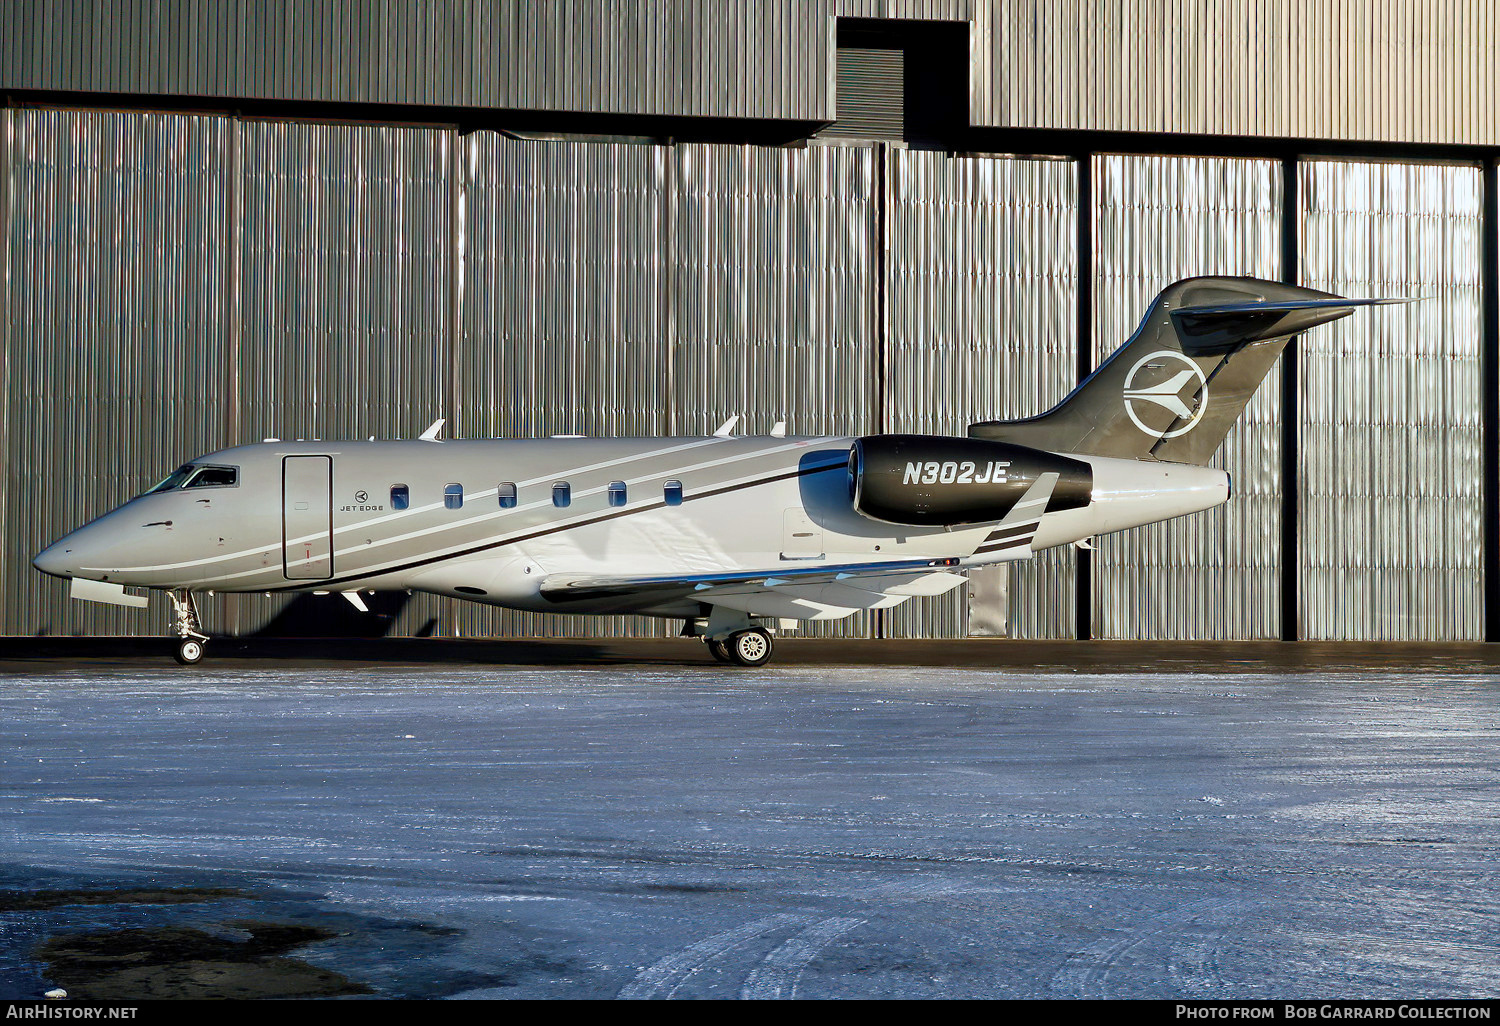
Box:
[147,465,198,494]
[185,466,238,488]
[145,464,239,495]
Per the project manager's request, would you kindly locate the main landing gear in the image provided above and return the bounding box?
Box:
[707,628,774,667]
[169,589,209,665]
[722,628,774,666]
[698,608,775,667]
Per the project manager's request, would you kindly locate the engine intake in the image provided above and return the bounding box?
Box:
[849,435,1093,527]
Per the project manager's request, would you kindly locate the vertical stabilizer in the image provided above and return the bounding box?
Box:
[968,276,1408,465]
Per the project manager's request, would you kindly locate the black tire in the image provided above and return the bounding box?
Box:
[708,638,732,663]
[727,628,773,667]
[173,638,205,665]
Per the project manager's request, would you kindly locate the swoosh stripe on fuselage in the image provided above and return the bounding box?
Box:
[264,457,850,592]
[118,445,847,591]
[313,438,827,571]
[94,436,738,576]
[92,437,836,583]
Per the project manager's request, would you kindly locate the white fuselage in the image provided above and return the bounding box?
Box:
[34,436,1229,621]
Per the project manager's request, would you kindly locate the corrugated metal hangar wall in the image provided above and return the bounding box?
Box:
[0,1,1494,644]
[5,1,1497,145]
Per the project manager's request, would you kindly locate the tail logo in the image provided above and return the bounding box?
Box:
[1123,351,1208,438]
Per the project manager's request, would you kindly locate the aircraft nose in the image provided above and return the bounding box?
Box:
[32,538,77,580]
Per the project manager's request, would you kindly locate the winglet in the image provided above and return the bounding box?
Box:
[770,420,787,438]
[713,415,739,438]
[419,418,446,442]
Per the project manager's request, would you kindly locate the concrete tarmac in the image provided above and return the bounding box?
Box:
[3,649,1499,999]
[7,636,1500,673]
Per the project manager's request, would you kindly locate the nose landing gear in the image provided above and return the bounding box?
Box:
[175,637,206,665]
[169,589,209,665]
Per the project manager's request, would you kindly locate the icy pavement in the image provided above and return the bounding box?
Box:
[2,664,1499,999]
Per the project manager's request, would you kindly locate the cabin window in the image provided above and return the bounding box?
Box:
[183,465,238,489]
[552,482,571,508]
[444,483,464,510]
[498,482,517,509]
[664,480,684,506]
[607,480,627,507]
[391,484,410,510]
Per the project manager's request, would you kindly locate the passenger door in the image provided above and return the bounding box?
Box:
[283,455,334,580]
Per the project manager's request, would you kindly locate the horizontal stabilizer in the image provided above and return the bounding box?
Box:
[1171,296,1416,353]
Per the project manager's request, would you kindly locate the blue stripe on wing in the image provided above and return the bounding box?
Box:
[539,556,961,601]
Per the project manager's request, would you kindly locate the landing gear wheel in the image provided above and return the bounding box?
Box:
[167,589,208,665]
[708,638,732,664]
[727,628,773,667]
[174,638,205,665]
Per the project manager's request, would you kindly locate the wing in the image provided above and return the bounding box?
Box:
[539,556,968,620]
[537,471,1062,620]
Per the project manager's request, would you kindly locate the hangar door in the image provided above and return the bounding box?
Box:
[283,456,334,580]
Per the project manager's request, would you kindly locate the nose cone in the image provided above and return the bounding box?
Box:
[33,538,78,579]
[37,502,182,589]
[33,520,115,580]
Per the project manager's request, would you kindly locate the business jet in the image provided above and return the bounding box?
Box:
[34,277,1397,666]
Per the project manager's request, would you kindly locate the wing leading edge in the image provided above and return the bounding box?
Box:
[539,555,963,604]
[536,471,1062,621]
[540,556,968,619]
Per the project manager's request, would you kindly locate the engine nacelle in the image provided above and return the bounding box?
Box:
[849,435,1093,527]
